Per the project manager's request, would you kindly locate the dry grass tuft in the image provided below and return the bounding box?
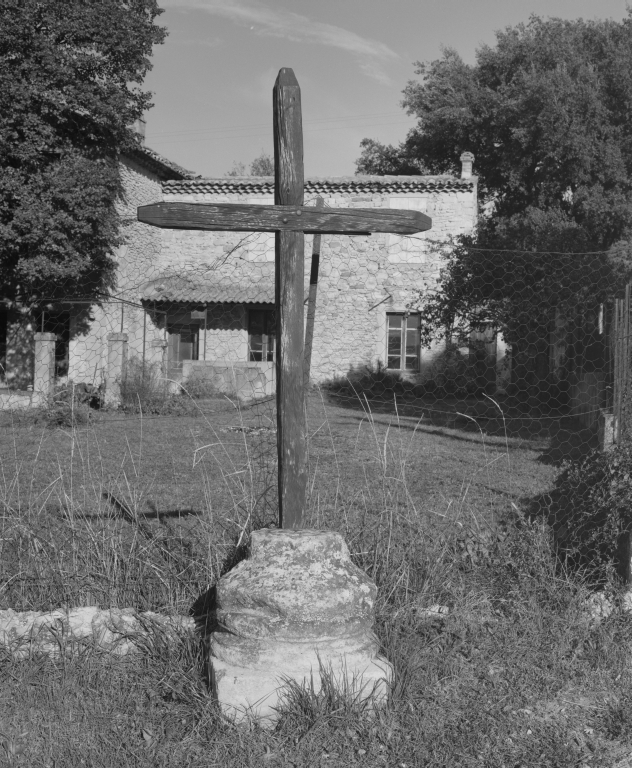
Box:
[1,390,631,766]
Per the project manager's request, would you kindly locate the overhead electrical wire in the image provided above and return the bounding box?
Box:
[146,111,414,146]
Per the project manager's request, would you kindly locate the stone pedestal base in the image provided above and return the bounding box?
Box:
[205,529,392,725]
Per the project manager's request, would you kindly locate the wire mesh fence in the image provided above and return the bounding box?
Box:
[2,177,632,610]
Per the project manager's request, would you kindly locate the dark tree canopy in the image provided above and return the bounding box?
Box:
[358,14,632,253]
[355,138,428,176]
[0,0,166,305]
[356,15,632,350]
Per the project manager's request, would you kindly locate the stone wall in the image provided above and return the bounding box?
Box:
[158,182,477,384]
[15,174,475,395]
[67,156,167,386]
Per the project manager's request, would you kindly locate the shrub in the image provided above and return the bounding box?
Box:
[119,358,200,416]
[323,362,415,403]
[323,350,486,405]
[41,381,103,427]
[119,358,166,413]
[546,443,632,585]
[422,344,483,396]
[181,373,223,400]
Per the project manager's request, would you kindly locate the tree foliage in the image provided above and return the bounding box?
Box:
[226,151,274,177]
[355,138,427,176]
[358,15,632,345]
[416,239,628,350]
[360,14,632,251]
[0,0,166,305]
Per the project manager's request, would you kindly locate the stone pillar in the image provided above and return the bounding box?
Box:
[599,409,615,451]
[33,332,56,398]
[105,333,128,406]
[205,528,393,726]
[460,151,475,179]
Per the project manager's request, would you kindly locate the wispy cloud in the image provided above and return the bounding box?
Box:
[162,0,398,84]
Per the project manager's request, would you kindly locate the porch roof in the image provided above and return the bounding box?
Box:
[140,271,276,304]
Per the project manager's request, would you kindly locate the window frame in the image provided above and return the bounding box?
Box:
[247,308,276,362]
[386,312,421,372]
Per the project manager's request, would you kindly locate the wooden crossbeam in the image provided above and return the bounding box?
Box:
[137,202,432,236]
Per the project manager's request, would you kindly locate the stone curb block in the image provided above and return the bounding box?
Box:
[0,607,196,659]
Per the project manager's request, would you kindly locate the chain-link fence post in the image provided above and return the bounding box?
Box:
[105,332,128,406]
[33,332,56,403]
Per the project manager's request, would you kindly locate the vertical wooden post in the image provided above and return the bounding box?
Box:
[304,196,324,389]
[273,68,307,529]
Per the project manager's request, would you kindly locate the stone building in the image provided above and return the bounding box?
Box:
[0,150,480,402]
[138,157,478,398]
[0,144,196,402]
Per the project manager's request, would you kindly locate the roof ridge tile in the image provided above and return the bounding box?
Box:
[161,175,475,194]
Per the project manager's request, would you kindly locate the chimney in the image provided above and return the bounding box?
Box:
[460,151,474,180]
[133,117,146,145]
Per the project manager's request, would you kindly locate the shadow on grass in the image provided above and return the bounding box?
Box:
[324,389,598,465]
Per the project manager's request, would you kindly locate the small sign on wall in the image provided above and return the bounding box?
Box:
[191,310,207,321]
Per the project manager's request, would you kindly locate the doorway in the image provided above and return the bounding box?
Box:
[167,323,199,382]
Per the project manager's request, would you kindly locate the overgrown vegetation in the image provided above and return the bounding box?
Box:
[323,354,489,405]
[117,359,232,415]
[119,359,197,416]
[2,391,632,765]
[546,443,632,586]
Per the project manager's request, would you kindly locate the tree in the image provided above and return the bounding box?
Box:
[360,15,632,250]
[249,151,274,176]
[355,138,427,175]
[226,151,274,177]
[358,15,632,375]
[0,0,166,306]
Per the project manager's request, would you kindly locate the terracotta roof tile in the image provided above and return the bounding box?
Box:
[162,175,475,195]
[141,269,276,304]
[126,146,200,181]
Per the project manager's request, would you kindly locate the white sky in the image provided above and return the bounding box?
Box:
[143,0,631,178]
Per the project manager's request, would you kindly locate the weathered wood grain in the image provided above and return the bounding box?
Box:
[303,197,324,390]
[274,68,307,530]
[137,202,430,235]
[137,66,435,533]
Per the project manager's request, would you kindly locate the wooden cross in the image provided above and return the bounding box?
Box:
[138,68,431,529]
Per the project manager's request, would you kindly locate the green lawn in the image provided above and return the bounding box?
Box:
[0,392,558,611]
[2,392,630,767]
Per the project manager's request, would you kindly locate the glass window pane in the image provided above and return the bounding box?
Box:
[249,309,277,362]
[265,332,275,362]
[249,311,264,336]
[249,337,263,361]
[387,314,408,369]
[406,328,419,356]
[387,334,401,369]
[388,330,401,354]
[406,316,419,369]
[174,326,199,361]
[249,310,266,361]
